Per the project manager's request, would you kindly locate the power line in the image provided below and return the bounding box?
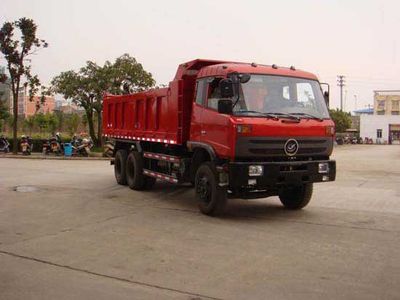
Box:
[337,75,345,111]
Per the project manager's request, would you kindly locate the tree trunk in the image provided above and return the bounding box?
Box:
[12,91,18,154]
[96,110,102,147]
[86,109,98,145]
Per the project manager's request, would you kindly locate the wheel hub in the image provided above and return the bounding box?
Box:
[197,176,211,203]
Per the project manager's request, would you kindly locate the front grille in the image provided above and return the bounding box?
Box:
[235,137,333,159]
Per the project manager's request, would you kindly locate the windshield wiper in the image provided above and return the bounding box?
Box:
[290,113,324,122]
[267,112,300,121]
[234,110,279,120]
[234,110,264,115]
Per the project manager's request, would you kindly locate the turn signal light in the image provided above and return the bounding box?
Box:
[326,126,335,136]
[237,124,252,134]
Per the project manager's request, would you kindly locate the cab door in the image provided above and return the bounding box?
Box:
[201,78,232,158]
[190,78,208,142]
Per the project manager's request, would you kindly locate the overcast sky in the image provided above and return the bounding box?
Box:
[1,0,399,112]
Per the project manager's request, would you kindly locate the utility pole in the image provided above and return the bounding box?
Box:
[354,94,358,111]
[337,75,345,111]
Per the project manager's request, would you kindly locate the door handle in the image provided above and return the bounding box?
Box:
[201,130,206,135]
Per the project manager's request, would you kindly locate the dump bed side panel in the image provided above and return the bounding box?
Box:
[103,87,182,144]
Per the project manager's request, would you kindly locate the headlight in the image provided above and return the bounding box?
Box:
[318,162,329,173]
[249,165,263,176]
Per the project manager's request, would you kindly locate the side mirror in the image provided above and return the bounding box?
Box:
[218,99,233,114]
[220,79,234,98]
[239,73,251,83]
[320,83,330,108]
[323,91,329,107]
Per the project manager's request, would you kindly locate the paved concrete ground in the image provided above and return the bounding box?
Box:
[0,145,399,300]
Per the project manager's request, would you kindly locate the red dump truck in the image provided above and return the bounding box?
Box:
[103,59,336,215]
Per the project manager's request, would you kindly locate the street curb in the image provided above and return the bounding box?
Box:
[0,154,110,161]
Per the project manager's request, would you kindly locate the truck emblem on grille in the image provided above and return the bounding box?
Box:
[284,139,299,156]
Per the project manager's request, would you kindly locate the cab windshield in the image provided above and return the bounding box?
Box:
[233,75,330,119]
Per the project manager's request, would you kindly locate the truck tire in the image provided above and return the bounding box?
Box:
[195,162,227,216]
[126,151,153,190]
[279,183,313,210]
[114,150,128,185]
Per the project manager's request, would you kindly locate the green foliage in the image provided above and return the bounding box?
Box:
[33,113,47,133]
[0,17,48,153]
[46,113,59,133]
[329,109,352,133]
[65,113,80,136]
[81,113,88,129]
[23,116,35,135]
[0,97,9,132]
[54,110,64,131]
[51,54,155,146]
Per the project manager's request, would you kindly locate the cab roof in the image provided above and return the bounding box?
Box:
[174,59,319,81]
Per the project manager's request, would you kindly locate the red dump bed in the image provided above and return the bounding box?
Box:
[103,86,183,144]
[102,59,227,145]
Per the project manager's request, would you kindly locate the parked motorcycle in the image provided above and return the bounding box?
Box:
[0,135,10,153]
[72,137,93,157]
[103,140,114,157]
[20,135,33,155]
[335,136,344,145]
[70,134,82,148]
[43,133,63,155]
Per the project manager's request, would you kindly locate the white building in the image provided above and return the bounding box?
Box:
[360,115,400,144]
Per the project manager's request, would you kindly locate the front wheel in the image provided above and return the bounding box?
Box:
[195,162,227,216]
[279,183,313,210]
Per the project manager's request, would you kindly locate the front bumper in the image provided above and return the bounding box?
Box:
[228,160,336,190]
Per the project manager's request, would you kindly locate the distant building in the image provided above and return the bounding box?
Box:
[353,107,373,116]
[374,90,400,115]
[27,95,56,116]
[55,99,63,110]
[8,86,56,117]
[0,66,11,108]
[54,101,82,114]
[358,90,400,144]
[350,116,360,131]
[360,115,400,144]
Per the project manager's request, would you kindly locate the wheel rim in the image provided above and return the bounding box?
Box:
[197,175,211,204]
[127,157,135,180]
[115,157,121,175]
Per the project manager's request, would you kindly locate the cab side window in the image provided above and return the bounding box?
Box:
[207,78,222,110]
[195,79,207,106]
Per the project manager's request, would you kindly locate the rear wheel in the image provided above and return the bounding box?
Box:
[279,183,313,210]
[195,162,227,216]
[126,151,155,190]
[114,150,128,185]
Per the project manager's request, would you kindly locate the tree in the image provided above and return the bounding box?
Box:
[54,110,64,131]
[329,108,352,133]
[65,113,80,136]
[46,113,58,134]
[23,115,35,135]
[81,113,88,131]
[0,74,10,132]
[51,54,155,146]
[33,113,47,133]
[0,18,48,153]
[0,96,9,132]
